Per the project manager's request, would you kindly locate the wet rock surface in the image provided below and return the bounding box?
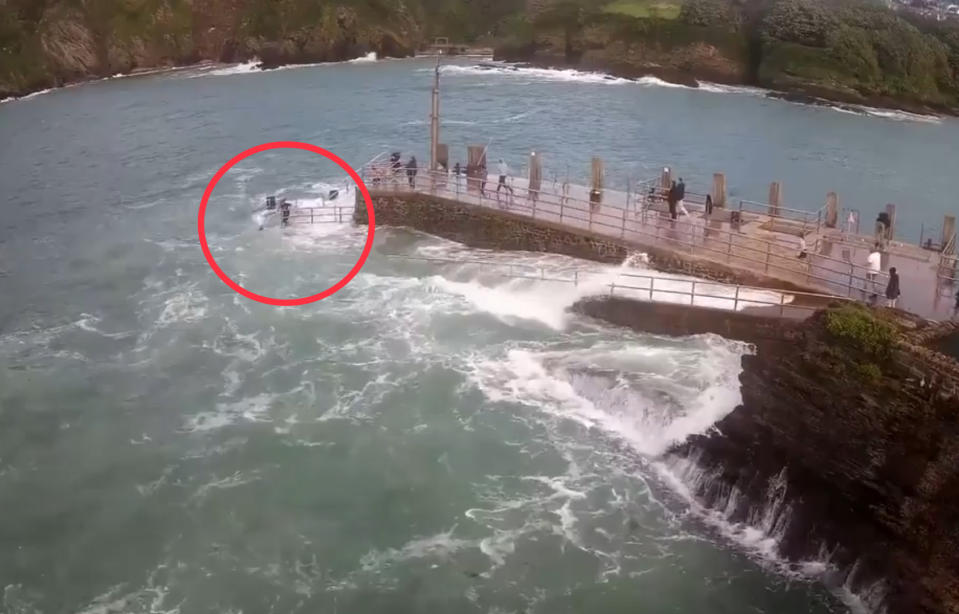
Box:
[671,308,959,614]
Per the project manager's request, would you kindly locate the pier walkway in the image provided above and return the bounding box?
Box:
[356,165,957,320]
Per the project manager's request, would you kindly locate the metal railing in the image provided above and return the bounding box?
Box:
[737,199,824,231]
[287,205,355,224]
[364,166,888,301]
[387,254,850,317]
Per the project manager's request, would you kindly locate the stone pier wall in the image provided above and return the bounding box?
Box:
[572,296,800,346]
[356,192,821,294]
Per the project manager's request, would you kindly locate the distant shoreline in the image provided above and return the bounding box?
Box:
[492,53,953,121]
[1,55,949,123]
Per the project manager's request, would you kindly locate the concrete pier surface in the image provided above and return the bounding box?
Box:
[359,167,956,321]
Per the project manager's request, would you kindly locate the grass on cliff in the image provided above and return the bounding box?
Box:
[603,0,681,20]
[824,304,897,361]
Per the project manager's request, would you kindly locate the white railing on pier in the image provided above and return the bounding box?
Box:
[287,205,354,224]
[363,165,889,301]
[388,254,850,317]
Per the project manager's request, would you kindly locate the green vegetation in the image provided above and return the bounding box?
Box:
[824,303,897,361]
[759,0,958,105]
[822,303,900,383]
[515,0,959,110]
[604,0,681,20]
[0,0,525,97]
[3,0,959,110]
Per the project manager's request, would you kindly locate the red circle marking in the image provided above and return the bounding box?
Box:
[197,141,376,306]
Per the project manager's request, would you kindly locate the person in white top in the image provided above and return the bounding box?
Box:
[797,233,808,259]
[496,159,513,196]
[846,211,857,234]
[866,244,882,297]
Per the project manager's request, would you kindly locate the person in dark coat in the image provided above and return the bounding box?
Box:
[885,266,900,308]
[406,156,417,188]
[667,181,678,220]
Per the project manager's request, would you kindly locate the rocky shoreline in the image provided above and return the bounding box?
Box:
[491,50,954,120]
[577,298,959,614]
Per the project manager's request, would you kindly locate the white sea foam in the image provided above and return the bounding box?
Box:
[440,63,632,85]
[414,252,793,330]
[470,333,750,457]
[696,81,770,97]
[190,52,378,79]
[656,454,886,614]
[635,75,689,89]
[0,87,55,105]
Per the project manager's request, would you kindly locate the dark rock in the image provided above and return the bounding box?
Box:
[670,309,959,614]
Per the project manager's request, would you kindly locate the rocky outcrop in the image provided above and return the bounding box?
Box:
[0,0,420,99]
[669,306,959,614]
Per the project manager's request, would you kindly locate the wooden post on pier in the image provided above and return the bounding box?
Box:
[768,181,782,217]
[467,145,486,194]
[660,167,672,191]
[941,215,955,252]
[825,192,839,228]
[885,203,897,240]
[590,157,604,209]
[437,144,449,171]
[712,173,726,208]
[529,151,542,204]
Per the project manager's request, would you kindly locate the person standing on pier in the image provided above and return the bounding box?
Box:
[885,267,900,308]
[496,159,513,196]
[406,156,417,188]
[667,181,678,220]
[866,244,882,298]
[676,178,688,217]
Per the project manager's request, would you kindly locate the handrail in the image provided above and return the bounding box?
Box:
[384,254,851,317]
[287,204,355,224]
[365,166,888,300]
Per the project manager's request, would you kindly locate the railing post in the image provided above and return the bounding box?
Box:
[764,241,770,273]
[726,229,733,263]
[780,291,785,317]
[690,280,696,306]
[734,285,740,311]
[311,209,314,224]
[649,277,654,302]
[574,270,578,287]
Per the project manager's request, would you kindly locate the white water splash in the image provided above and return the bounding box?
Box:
[440,63,633,85]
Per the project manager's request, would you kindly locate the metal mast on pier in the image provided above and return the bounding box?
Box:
[429,55,440,171]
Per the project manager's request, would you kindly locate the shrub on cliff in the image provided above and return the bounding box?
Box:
[679,0,738,30]
[823,304,897,362]
[762,0,836,48]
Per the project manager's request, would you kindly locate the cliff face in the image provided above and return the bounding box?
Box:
[0,0,423,98]
[498,17,749,86]
[670,307,959,614]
